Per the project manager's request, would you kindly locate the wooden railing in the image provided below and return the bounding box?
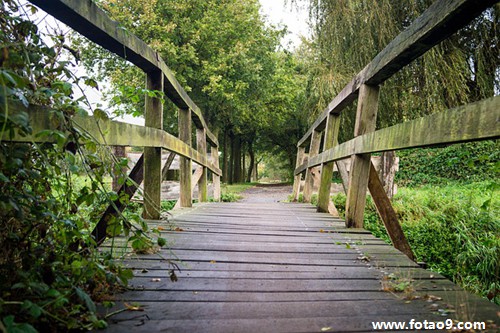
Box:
[292,0,500,260]
[3,0,221,242]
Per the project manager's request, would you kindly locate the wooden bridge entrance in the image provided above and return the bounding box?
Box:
[100,202,499,332]
[3,0,499,331]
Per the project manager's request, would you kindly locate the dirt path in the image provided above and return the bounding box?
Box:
[238,184,293,203]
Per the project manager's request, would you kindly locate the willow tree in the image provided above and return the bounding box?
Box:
[299,0,499,139]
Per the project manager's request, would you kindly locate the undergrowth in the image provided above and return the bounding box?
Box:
[332,181,500,304]
[0,2,163,331]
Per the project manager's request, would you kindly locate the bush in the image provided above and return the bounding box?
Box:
[331,181,500,304]
[397,140,499,186]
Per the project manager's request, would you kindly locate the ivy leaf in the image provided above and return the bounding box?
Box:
[74,287,96,313]
[2,316,38,333]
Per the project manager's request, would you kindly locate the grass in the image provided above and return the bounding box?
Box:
[331,180,499,305]
[219,183,256,202]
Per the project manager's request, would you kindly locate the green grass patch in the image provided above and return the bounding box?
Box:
[218,183,256,202]
[332,180,499,304]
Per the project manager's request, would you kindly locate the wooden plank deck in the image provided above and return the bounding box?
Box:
[99,202,499,332]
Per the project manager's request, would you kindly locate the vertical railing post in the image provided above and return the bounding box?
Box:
[291,146,305,202]
[211,145,221,202]
[317,114,340,213]
[143,70,163,219]
[345,84,380,228]
[196,128,208,202]
[179,108,192,207]
[303,130,321,203]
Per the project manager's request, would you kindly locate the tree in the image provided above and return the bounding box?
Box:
[77,0,308,183]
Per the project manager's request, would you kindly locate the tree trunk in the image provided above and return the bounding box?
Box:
[242,141,246,183]
[222,130,229,183]
[229,133,235,184]
[233,135,241,183]
[247,141,254,183]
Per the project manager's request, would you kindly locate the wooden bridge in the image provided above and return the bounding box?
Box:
[5,0,500,331]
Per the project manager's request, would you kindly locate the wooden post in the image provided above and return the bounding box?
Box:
[317,114,340,213]
[303,130,321,203]
[211,145,221,201]
[196,128,208,202]
[345,84,379,228]
[336,159,350,193]
[291,146,305,202]
[143,71,163,219]
[368,162,415,260]
[179,108,192,207]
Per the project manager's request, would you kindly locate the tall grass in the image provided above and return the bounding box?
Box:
[332,181,500,304]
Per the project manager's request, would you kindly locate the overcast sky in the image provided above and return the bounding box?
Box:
[259,0,310,50]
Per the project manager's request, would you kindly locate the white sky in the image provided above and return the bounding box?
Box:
[259,0,310,50]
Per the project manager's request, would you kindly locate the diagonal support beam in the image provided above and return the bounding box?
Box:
[368,162,415,261]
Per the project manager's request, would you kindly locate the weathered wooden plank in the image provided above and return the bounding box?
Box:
[291,146,305,201]
[211,145,221,201]
[161,152,176,180]
[6,103,222,175]
[91,155,144,246]
[127,267,447,281]
[103,299,448,322]
[303,130,321,202]
[119,290,395,303]
[297,0,498,147]
[173,167,204,209]
[143,71,163,219]
[295,96,500,174]
[28,0,218,146]
[179,108,192,207]
[368,162,415,261]
[196,128,208,202]
[101,313,456,333]
[317,114,340,213]
[346,84,380,228]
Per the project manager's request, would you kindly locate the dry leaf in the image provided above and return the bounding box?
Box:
[319,229,325,233]
[174,227,184,232]
[157,226,166,231]
[209,260,216,264]
[124,302,144,311]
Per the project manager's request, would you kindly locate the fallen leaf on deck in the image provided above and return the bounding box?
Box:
[124,302,144,311]
[157,226,166,231]
[174,227,184,232]
[209,260,216,264]
[319,229,325,233]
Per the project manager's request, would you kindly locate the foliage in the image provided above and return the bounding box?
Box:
[332,181,500,304]
[0,2,156,331]
[396,140,499,186]
[75,0,308,181]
